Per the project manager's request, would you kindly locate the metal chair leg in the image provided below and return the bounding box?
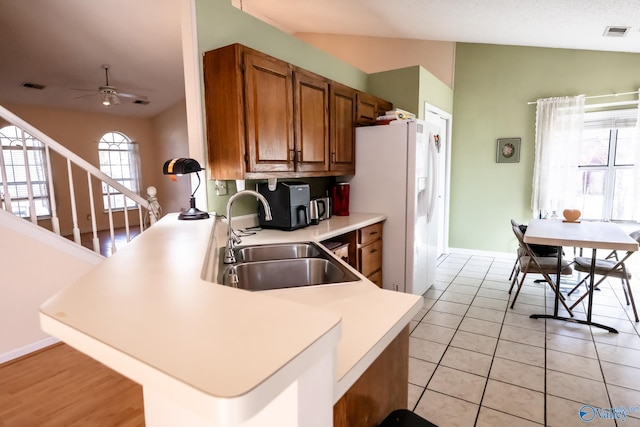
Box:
[509,266,520,294]
[567,275,589,297]
[624,277,639,322]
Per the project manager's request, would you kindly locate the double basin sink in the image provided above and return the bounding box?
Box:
[216,242,360,291]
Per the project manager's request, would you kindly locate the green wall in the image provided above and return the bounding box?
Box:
[368,66,453,118]
[451,43,640,253]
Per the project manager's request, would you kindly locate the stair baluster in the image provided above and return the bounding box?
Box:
[0,104,162,256]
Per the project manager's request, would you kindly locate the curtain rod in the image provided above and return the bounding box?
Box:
[527,90,639,105]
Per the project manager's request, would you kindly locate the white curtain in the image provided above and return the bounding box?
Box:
[632,92,640,221]
[531,96,585,217]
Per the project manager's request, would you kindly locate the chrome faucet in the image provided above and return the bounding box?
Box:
[223,190,272,264]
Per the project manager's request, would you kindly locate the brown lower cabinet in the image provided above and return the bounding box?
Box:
[322,221,383,287]
[333,326,409,427]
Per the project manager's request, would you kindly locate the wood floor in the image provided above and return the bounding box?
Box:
[0,343,144,426]
[65,228,142,257]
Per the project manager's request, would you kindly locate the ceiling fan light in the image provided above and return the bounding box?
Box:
[102,93,111,106]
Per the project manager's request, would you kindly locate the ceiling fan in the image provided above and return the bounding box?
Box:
[73,64,149,107]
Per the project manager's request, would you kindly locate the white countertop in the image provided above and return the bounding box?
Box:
[40,212,422,423]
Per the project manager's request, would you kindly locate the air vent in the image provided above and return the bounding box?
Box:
[21,82,46,90]
[603,26,630,37]
[133,99,150,105]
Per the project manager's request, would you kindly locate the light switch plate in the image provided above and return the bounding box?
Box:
[215,180,228,196]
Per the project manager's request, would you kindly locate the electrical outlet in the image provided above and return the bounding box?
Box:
[393,283,399,291]
[215,180,228,196]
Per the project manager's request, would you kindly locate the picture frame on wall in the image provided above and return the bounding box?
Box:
[496,138,521,163]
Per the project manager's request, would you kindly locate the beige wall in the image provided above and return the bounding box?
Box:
[0,210,102,360]
[3,102,188,233]
[151,100,191,214]
[294,33,455,89]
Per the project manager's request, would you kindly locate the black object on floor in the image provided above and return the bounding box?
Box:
[379,409,438,427]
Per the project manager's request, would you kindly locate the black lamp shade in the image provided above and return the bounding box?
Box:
[163,158,203,175]
[162,157,209,220]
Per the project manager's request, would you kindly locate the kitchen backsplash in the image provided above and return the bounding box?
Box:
[207,177,335,217]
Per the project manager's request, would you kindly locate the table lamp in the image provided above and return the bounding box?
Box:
[162,158,209,220]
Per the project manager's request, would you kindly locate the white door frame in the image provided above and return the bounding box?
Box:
[424,102,452,257]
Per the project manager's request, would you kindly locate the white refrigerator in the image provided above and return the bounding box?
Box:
[348,119,441,295]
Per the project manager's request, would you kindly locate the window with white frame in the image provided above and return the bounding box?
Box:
[575,109,638,221]
[98,131,140,211]
[0,125,51,218]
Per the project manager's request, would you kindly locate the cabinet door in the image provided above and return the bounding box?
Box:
[294,70,329,172]
[356,92,394,125]
[243,52,295,173]
[329,84,356,173]
[355,92,377,125]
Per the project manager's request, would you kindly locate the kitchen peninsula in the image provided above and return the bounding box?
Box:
[40,212,422,427]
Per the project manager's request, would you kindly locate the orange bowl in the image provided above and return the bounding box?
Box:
[563,209,581,222]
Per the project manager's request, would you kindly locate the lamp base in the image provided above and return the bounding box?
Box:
[178,196,210,220]
[178,207,210,220]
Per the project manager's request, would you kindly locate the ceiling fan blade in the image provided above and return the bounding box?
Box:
[71,87,98,92]
[73,92,99,99]
[116,91,145,100]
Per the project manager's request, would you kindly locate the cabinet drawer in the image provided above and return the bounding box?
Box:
[359,239,382,278]
[332,243,350,264]
[367,270,382,288]
[358,222,383,246]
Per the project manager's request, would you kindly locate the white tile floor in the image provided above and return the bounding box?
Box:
[408,250,640,427]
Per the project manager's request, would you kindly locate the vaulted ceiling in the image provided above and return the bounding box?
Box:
[0,0,183,118]
[1,0,638,118]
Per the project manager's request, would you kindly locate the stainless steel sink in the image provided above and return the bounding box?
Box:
[234,242,323,262]
[220,258,360,291]
[214,241,360,291]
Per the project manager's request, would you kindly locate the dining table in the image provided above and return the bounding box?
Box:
[524,218,639,333]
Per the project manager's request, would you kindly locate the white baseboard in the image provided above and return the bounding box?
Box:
[447,247,515,259]
[0,336,60,364]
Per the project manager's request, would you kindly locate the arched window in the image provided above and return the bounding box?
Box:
[98,131,140,210]
[0,125,51,218]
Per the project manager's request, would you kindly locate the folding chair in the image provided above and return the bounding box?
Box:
[567,230,640,322]
[510,225,574,315]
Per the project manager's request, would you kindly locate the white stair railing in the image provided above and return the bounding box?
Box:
[0,104,161,255]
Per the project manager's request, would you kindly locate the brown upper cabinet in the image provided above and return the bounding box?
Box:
[203,43,391,180]
[329,83,356,173]
[294,69,330,173]
[356,92,394,126]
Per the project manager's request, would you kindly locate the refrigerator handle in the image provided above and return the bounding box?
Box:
[427,134,439,223]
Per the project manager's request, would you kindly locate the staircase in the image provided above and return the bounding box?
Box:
[0,104,161,256]
[0,104,166,362]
